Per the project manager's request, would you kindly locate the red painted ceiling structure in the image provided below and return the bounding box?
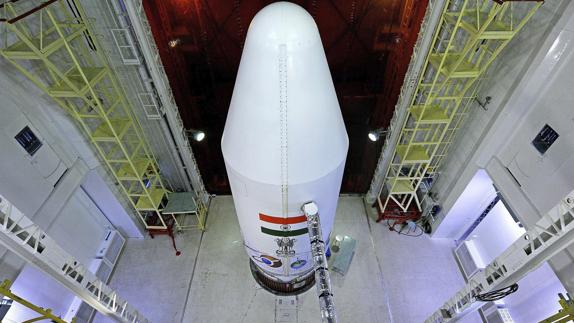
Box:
[143,0,429,194]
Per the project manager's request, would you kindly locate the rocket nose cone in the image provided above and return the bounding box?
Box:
[222,0,348,185]
[247,2,320,50]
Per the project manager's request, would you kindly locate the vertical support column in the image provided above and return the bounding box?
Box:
[302,202,337,323]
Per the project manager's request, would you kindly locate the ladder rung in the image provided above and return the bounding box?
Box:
[135,188,168,211]
[410,105,450,123]
[2,24,87,59]
[396,145,431,164]
[445,12,515,40]
[48,67,107,97]
[116,158,152,180]
[388,179,416,194]
[92,119,132,141]
[429,53,480,78]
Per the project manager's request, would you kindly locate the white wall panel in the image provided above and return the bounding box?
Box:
[46,190,110,265]
[0,42,135,318]
[500,44,574,213]
[431,1,570,227]
[434,170,496,239]
[431,1,574,294]
[82,168,143,238]
[470,201,525,264]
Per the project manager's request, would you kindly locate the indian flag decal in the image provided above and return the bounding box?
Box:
[259,213,308,237]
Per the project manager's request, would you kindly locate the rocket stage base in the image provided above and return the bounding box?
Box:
[249,259,315,295]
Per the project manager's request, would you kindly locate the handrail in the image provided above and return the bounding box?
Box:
[3,0,57,24]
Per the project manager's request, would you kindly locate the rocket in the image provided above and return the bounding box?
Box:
[221,2,348,294]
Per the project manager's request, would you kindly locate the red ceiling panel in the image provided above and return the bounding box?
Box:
[143,0,429,194]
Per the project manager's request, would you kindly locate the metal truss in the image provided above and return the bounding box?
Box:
[0,0,171,230]
[376,0,541,214]
[426,190,574,322]
[0,196,149,322]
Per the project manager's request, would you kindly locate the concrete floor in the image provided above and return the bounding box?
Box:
[94,196,480,323]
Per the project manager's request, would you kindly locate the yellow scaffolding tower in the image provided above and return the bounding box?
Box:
[0,0,174,230]
[378,0,542,214]
[0,279,75,323]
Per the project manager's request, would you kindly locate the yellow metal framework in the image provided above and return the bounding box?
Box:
[540,293,574,323]
[0,279,75,323]
[377,0,541,214]
[0,0,193,230]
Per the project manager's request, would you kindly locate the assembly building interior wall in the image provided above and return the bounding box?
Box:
[430,0,574,294]
[431,0,570,227]
[0,59,139,319]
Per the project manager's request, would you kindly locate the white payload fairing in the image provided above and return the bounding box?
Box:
[221,2,348,294]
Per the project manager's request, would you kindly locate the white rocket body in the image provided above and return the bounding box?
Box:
[221,2,348,283]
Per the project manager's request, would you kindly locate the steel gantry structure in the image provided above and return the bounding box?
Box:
[0,0,176,230]
[426,190,574,322]
[375,0,541,215]
[0,196,149,322]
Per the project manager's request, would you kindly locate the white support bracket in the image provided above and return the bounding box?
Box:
[0,197,150,323]
[426,190,574,323]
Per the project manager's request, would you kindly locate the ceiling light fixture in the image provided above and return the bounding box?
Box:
[168,38,181,48]
[194,131,205,142]
[368,128,388,142]
[186,129,206,142]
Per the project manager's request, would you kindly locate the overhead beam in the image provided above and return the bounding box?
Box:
[0,198,149,323]
[426,190,574,322]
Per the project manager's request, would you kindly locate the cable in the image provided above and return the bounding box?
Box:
[386,220,424,237]
[475,284,519,302]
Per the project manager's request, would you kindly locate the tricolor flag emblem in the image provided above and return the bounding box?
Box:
[259,213,308,237]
